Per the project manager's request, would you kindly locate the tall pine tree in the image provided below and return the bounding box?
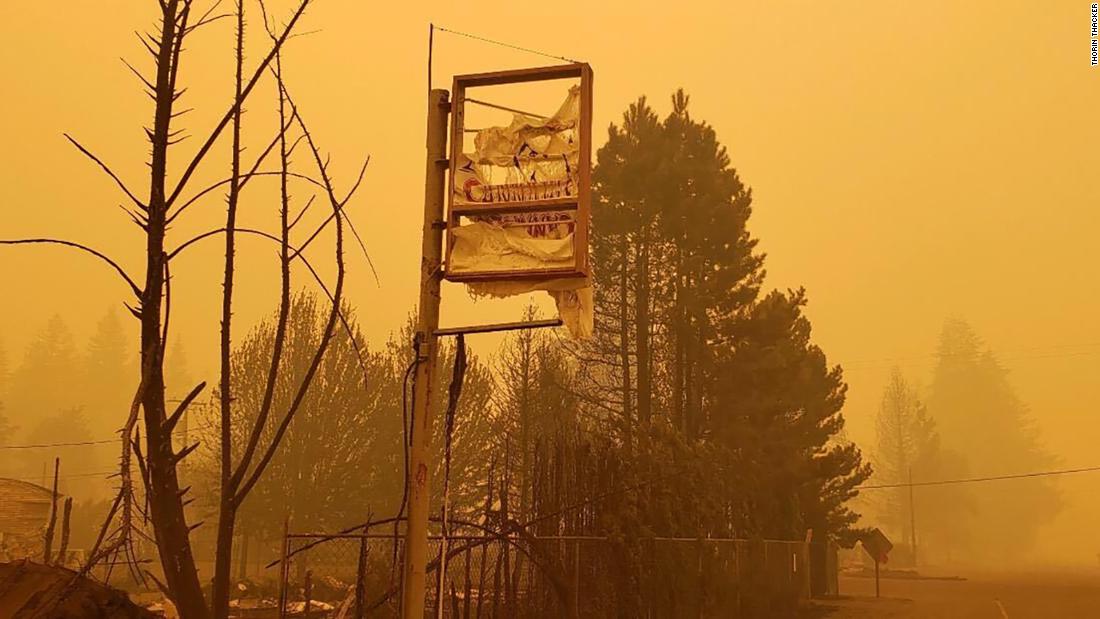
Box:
[926,318,1058,561]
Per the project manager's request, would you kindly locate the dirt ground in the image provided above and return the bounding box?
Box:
[0,560,156,618]
[805,570,1100,618]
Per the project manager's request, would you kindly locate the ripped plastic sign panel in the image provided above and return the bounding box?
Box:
[444,63,593,338]
[453,85,581,207]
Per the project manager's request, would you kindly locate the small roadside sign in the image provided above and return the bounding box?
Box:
[861,528,893,598]
[862,528,893,564]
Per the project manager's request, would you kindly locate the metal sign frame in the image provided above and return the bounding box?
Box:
[444,62,593,283]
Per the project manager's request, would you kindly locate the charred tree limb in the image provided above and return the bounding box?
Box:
[63,134,147,211]
[165,0,313,208]
[0,239,141,296]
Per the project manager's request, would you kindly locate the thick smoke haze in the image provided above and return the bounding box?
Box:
[1,0,1097,578]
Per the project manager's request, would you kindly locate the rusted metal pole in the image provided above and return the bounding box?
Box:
[909,466,918,567]
[573,541,580,618]
[277,516,290,619]
[303,569,313,619]
[874,558,880,598]
[355,533,370,619]
[401,87,450,619]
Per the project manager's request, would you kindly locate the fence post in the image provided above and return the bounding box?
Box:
[787,542,793,590]
[801,542,811,599]
[734,541,741,613]
[463,547,472,619]
[277,517,290,619]
[355,535,370,619]
[829,542,839,597]
[303,569,313,619]
[696,537,704,619]
[573,540,581,618]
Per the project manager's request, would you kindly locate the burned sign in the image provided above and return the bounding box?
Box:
[444,63,593,337]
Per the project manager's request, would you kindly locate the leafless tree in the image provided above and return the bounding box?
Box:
[1,2,367,617]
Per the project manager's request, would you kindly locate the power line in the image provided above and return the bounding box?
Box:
[0,420,216,451]
[1,470,124,482]
[434,25,580,64]
[857,465,1100,490]
[842,342,1100,371]
[0,438,116,450]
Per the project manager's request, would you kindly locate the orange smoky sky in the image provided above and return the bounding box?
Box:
[1,1,1097,561]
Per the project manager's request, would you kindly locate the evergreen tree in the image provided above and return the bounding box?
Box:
[82,309,133,437]
[0,337,11,459]
[494,304,582,519]
[24,407,95,500]
[873,368,936,560]
[926,318,1059,561]
[659,91,763,439]
[7,315,82,439]
[566,91,869,546]
[164,338,197,456]
[714,289,869,542]
[0,336,9,399]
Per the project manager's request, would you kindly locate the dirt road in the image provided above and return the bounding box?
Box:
[808,570,1100,618]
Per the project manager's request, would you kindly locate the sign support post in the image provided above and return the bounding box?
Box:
[874,557,880,598]
[401,87,450,619]
[860,527,892,601]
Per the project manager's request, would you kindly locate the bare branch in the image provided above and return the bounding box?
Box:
[339,156,370,207]
[83,345,149,575]
[160,253,171,358]
[171,441,201,466]
[166,0,313,208]
[230,47,294,495]
[191,0,225,30]
[121,58,156,91]
[168,226,367,377]
[288,194,316,229]
[136,30,158,59]
[167,171,321,226]
[163,381,207,433]
[63,134,147,211]
[278,130,376,283]
[234,91,347,503]
[184,12,232,35]
[0,238,141,296]
[166,105,304,224]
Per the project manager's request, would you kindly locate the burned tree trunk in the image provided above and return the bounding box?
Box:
[58,497,74,567]
[43,458,59,564]
[140,7,207,615]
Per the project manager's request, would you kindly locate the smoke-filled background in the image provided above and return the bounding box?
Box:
[0,0,1097,576]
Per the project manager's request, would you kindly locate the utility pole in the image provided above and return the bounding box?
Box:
[401,87,450,619]
[908,466,917,567]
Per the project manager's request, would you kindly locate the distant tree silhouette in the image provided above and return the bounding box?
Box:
[0,336,12,471]
[0,336,8,398]
[6,316,82,438]
[873,368,935,560]
[926,318,1059,562]
[0,337,10,465]
[80,310,134,490]
[26,408,95,502]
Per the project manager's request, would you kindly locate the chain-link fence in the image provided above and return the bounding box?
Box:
[271,530,826,618]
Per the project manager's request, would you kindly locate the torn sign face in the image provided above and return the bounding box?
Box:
[453,85,581,206]
[448,85,592,338]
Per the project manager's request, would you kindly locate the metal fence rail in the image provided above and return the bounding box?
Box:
[269,530,824,619]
